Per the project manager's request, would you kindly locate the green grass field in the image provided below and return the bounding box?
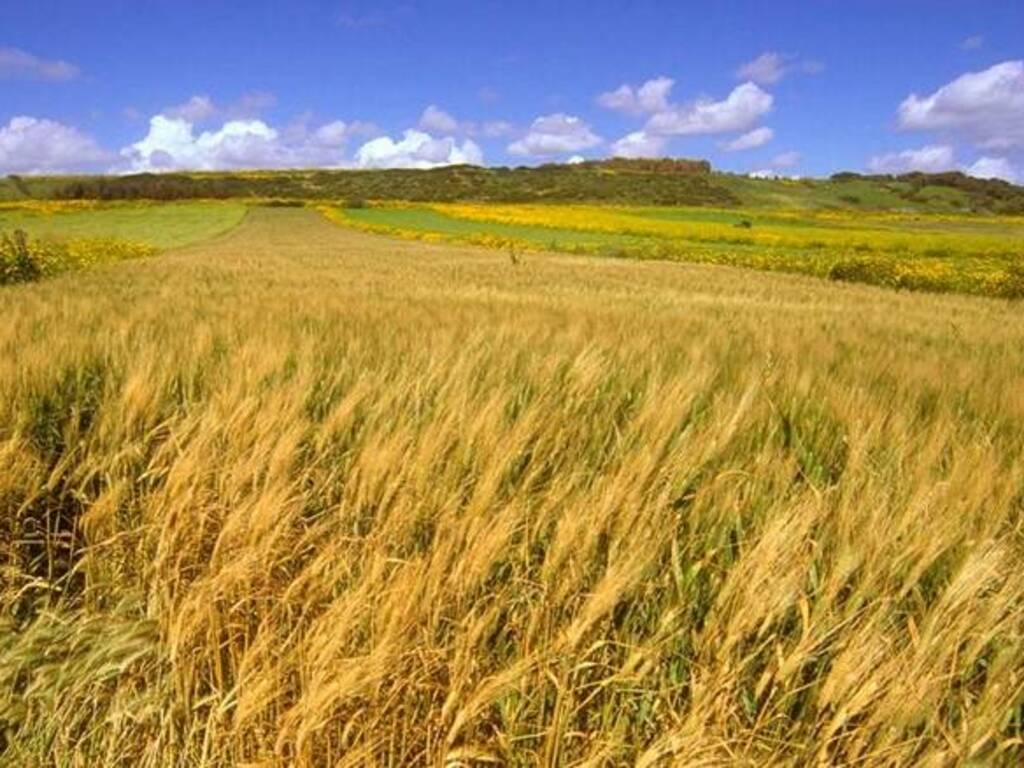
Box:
[325,202,1024,298]
[0,201,247,249]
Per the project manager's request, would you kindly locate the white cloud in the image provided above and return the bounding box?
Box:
[966,156,1018,183]
[867,144,957,174]
[123,117,278,171]
[599,79,774,153]
[481,120,515,138]
[960,35,984,51]
[0,116,111,174]
[161,92,277,125]
[611,130,667,158]
[507,114,601,157]
[865,145,1019,182]
[0,47,79,81]
[898,61,1024,150]
[354,129,482,168]
[597,77,674,115]
[164,95,217,123]
[736,52,823,84]
[598,78,777,158]
[748,150,802,178]
[723,126,774,151]
[749,168,801,180]
[2,108,480,174]
[736,53,788,85]
[121,114,373,171]
[646,82,773,137]
[566,155,586,165]
[230,91,277,119]
[416,107,514,140]
[770,150,801,168]
[311,120,355,146]
[418,105,459,134]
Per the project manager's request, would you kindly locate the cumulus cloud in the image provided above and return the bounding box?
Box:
[898,61,1024,150]
[599,78,774,156]
[1,104,483,174]
[966,156,1018,183]
[507,114,601,157]
[418,105,459,134]
[867,144,957,174]
[121,114,374,171]
[611,131,667,158]
[722,126,774,151]
[0,116,111,174]
[123,117,278,171]
[355,129,482,168]
[0,47,79,81]
[645,82,773,137]
[597,77,674,115]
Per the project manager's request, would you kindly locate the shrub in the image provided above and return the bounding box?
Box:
[260,199,305,208]
[0,230,157,285]
[0,229,42,283]
[995,262,1024,300]
[827,258,901,289]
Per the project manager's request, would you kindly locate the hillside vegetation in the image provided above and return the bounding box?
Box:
[2,208,1023,766]
[4,159,1024,213]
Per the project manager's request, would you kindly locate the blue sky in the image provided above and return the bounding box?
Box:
[1,1,1022,180]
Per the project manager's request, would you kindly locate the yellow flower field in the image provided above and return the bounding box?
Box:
[430,203,1023,259]
[324,202,1024,299]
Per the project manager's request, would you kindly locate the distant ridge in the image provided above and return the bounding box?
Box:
[3,160,1022,213]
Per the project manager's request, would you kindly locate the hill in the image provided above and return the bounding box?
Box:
[4,159,1023,214]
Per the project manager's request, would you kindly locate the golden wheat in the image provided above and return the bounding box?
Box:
[1,207,1023,766]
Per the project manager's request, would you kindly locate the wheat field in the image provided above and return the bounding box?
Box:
[2,207,1024,766]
